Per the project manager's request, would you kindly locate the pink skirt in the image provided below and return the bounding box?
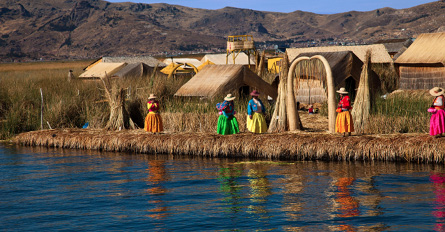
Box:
[430,109,445,136]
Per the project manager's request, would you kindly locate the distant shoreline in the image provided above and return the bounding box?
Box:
[13,129,445,163]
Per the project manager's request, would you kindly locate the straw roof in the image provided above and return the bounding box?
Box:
[201,53,256,65]
[395,32,445,65]
[102,56,166,67]
[163,58,202,68]
[112,62,152,78]
[286,44,393,64]
[78,62,126,79]
[374,38,412,54]
[175,64,277,99]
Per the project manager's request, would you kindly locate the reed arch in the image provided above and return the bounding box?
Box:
[287,55,336,133]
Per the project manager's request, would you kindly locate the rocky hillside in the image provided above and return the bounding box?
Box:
[1,0,444,61]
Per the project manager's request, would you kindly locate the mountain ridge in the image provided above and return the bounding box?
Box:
[0,0,444,61]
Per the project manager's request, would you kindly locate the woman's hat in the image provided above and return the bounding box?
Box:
[148,94,157,99]
[430,87,444,96]
[224,94,236,101]
[336,87,348,94]
[250,90,260,96]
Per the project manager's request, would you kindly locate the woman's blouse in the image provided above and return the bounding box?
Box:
[248,98,265,116]
[217,100,235,118]
[338,96,352,111]
[433,95,444,109]
[147,100,160,114]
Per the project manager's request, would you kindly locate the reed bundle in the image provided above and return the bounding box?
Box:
[269,53,289,132]
[351,50,372,134]
[14,129,445,163]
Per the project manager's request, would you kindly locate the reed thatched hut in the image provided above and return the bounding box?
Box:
[286,44,393,64]
[201,53,256,65]
[394,32,445,90]
[83,56,166,71]
[102,56,166,68]
[112,62,152,78]
[373,38,413,60]
[78,62,126,79]
[281,51,381,104]
[174,64,277,99]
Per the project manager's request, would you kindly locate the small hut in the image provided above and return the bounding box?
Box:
[373,38,413,59]
[286,44,393,64]
[174,64,277,99]
[283,51,380,104]
[78,62,126,79]
[201,53,256,65]
[112,62,152,78]
[102,56,166,68]
[395,32,445,90]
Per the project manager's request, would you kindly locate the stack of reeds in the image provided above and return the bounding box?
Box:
[268,53,289,132]
[352,50,372,134]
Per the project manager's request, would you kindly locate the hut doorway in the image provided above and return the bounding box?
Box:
[239,85,250,97]
[344,76,356,104]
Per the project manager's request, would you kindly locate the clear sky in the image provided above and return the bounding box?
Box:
[106,0,436,14]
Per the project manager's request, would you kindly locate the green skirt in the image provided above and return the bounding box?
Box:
[217,115,239,135]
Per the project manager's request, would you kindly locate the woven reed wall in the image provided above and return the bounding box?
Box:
[399,66,445,89]
[295,80,327,104]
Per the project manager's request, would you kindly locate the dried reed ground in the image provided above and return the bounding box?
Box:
[14,112,445,163]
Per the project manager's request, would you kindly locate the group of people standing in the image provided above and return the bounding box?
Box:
[143,86,443,137]
[143,90,268,135]
[216,90,267,135]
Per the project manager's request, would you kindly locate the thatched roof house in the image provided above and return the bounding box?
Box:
[289,51,380,104]
[78,62,126,79]
[175,65,277,99]
[394,32,445,90]
[286,44,393,64]
[102,56,166,68]
[201,53,255,65]
[84,56,166,71]
[112,62,152,78]
[374,38,413,59]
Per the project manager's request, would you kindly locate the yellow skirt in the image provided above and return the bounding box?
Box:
[144,113,163,133]
[335,111,354,133]
[247,113,267,133]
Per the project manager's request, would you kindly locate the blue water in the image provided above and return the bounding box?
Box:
[1,143,445,231]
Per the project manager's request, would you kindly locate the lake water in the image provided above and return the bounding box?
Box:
[1,143,445,231]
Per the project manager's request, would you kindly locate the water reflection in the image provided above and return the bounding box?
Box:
[218,165,242,213]
[246,164,272,217]
[431,173,445,231]
[2,145,445,231]
[145,160,168,219]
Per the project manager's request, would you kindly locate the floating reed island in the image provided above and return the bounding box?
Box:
[13,129,445,163]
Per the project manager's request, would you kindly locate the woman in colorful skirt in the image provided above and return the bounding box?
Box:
[247,90,267,133]
[428,87,445,137]
[335,87,354,136]
[216,94,239,135]
[144,94,163,133]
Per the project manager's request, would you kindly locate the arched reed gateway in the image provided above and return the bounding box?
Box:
[286,55,336,133]
[284,52,380,133]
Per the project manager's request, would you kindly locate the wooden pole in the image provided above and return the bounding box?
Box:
[40,88,43,130]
